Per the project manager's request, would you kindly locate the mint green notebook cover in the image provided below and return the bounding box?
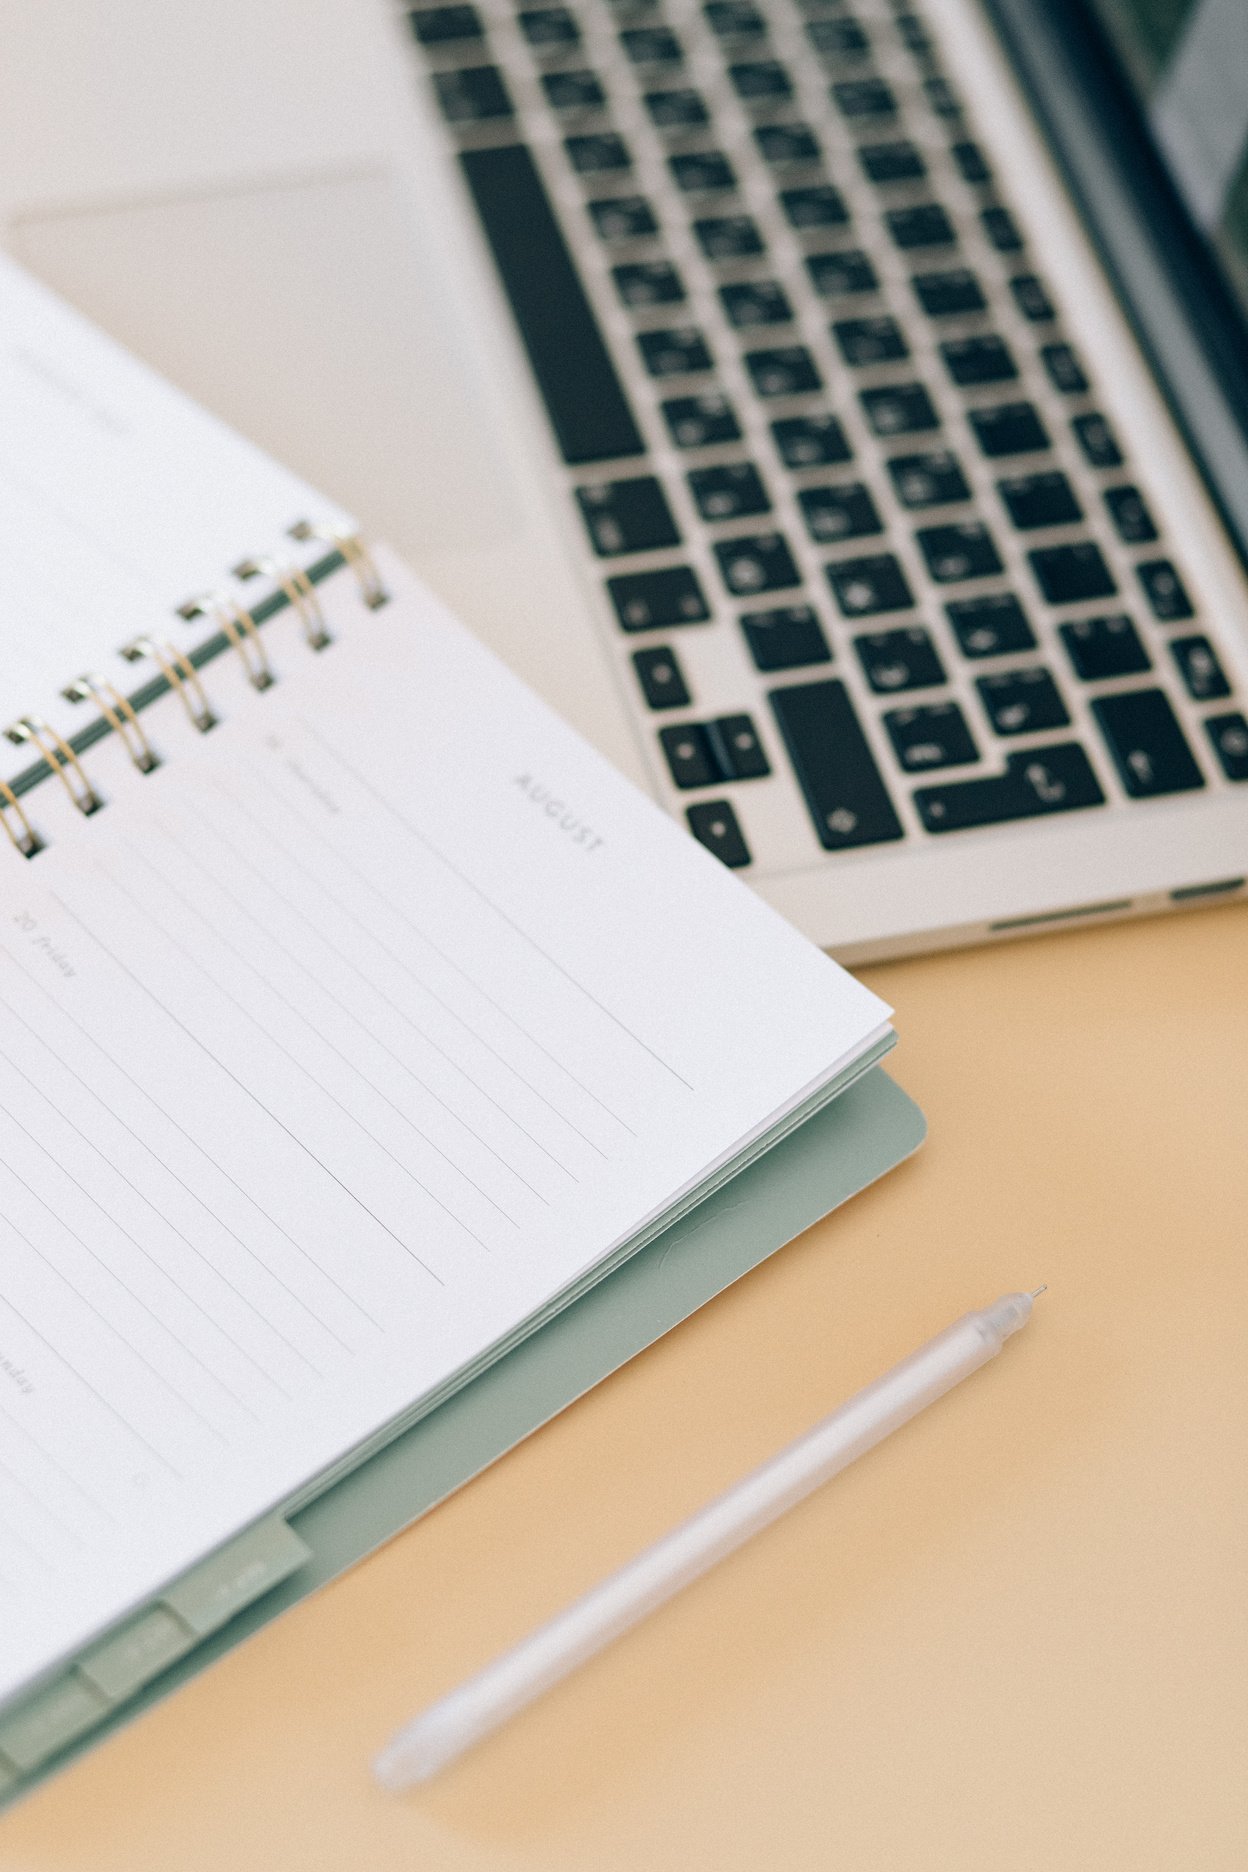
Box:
[0,1065,924,1805]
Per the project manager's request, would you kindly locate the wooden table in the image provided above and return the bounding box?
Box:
[4,902,1245,1871]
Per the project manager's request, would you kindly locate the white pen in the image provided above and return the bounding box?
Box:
[374,1289,1045,1789]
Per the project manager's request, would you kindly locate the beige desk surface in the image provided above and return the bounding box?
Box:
[2,902,1246,1871]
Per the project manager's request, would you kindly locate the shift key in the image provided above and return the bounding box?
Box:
[769,680,903,848]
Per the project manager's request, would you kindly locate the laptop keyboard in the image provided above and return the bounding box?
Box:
[403,0,1247,871]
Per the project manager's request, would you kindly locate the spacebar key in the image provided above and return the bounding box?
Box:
[769,680,904,849]
[459,144,644,466]
[915,743,1105,831]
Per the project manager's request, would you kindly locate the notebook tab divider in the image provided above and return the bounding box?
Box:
[0,1519,313,1777]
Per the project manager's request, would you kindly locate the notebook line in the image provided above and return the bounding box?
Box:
[261,774,641,1137]
[0,1285,182,1479]
[301,721,698,1092]
[0,1447,85,1549]
[0,978,318,1391]
[0,944,385,1335]
[115,839,503,1256]
[0,1111,249,1432]
[204,781,606,1168]
[0,1388,117,1523]
[0,979,330,1395]
[147,816,555,1214]
[47,892,446,1286]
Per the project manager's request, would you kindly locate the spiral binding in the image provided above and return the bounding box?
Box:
[2,524,383,859]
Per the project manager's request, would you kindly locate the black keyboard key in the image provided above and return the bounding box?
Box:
[977,666,1070,735]
[1206,713,1248,781]
[997,470,1082,530]
[832,77,898,120]
[662,392,741,447]
[461,145,643,465]
[741,604,831,670]
[941,334,1017,385]
[860,382,939,437]
[924,75,964,120]
[1059,614,1150,681]
[669,150,737,192]
[951,139,992,185]
[621,25,684,63]
[770,680,904,847]
[434,65,514,123]
[688,461,771,521]
[686,799,752,866]
[660,722,718,787]
[917,520,1003,582]
[543,69,607,112]
[1104,485,1158,544]
[645,87,710,128]
[781,184,850,230]
[409,5,482,45]
[969,401,1050,458]
[519,6,580,48]
[1041,342,1089,394]
[798,480,882,542]
[912,268,986,317]
[896,11,932,53]
[807,15,870,56]
[1092,689,1204,796]
[1171,635,1231,701]
[832,315,909,366]
[830,554,915,619]
[704,0,767,39]
[1029,541,1116,605]
[745,345,822,396]
[633,644,691,708]
[888,450,969,508]
[946,593,1036,658]
[980,204,1023,251]
[694,214,765,259]
[715,531,801,594]
[1072,411,1123,468]
[577,477,679,555]
[589,196,659,241]
[859,139,926,184]
[1010,273,1055,322]
[708,712,771,779]
[608,565,711,630]
[853,624,943,690]
[755,123,821,167]
[730,60,794,102]
[613,260,686,307]
[720,280,793,328]
[772,413,852,468]
[637,326,714,377]
[806,249,879,297]
[1136,558,1194,621]
[564,132,633,173]
[886,202,957,250]
[916,744,1104,830]
[885,701,978,770]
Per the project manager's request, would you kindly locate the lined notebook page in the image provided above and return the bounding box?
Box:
[0,551,889,1702]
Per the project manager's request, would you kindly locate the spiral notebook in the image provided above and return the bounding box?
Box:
[0,255,912,1792]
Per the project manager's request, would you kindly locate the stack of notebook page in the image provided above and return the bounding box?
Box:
[0,253,924,1800]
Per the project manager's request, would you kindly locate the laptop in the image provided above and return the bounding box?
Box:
[1,0,1245,959]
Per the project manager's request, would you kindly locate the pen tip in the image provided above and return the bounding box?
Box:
[1029,1285,1048,1299]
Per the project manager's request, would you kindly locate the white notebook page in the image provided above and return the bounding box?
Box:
[0,551,889,1703]
[0,253,347,756]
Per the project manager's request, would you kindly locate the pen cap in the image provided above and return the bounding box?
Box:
[978,1292,1035,1345]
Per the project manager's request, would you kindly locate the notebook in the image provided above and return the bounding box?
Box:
[0,254,914,1792]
